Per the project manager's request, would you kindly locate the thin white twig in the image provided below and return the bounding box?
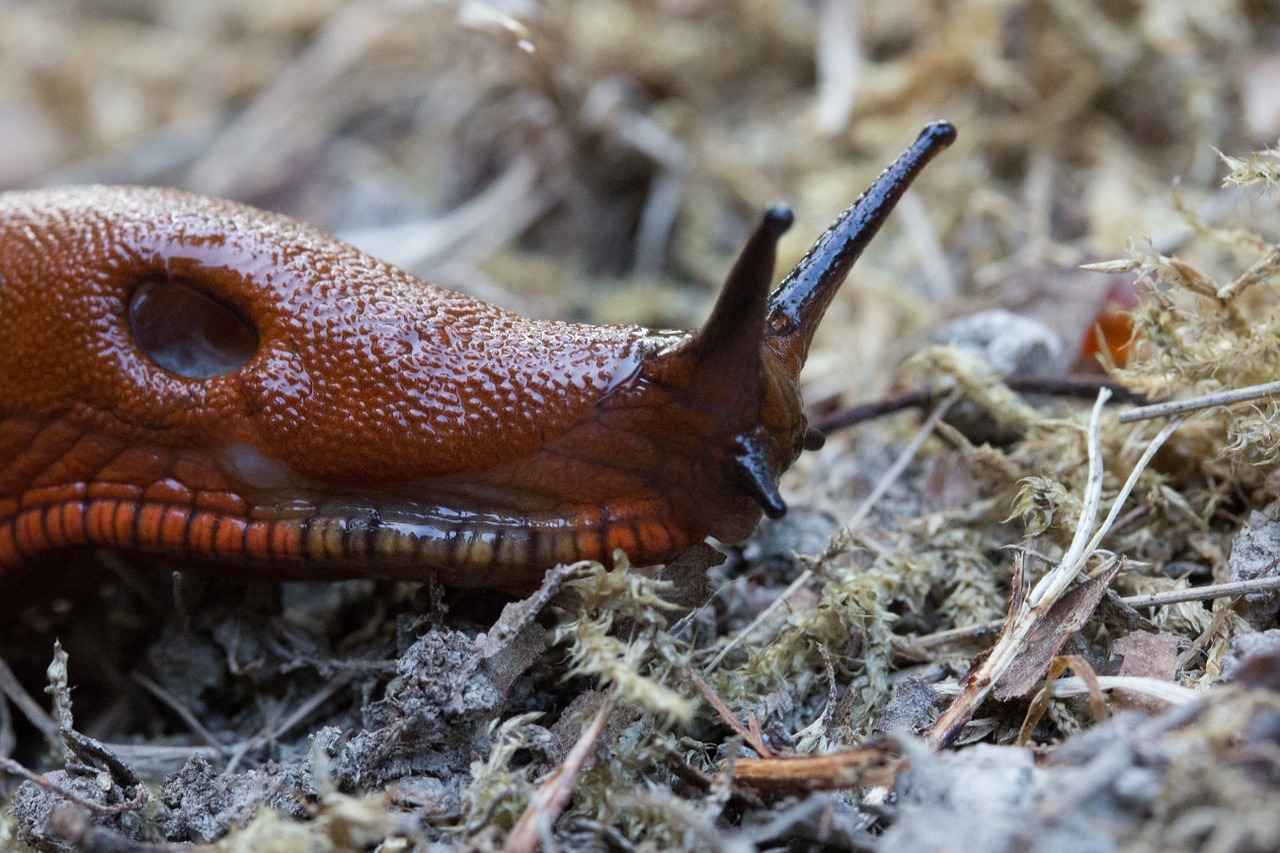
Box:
[1118,379,1280,423]
[1047,674,1197,704]
[928,391,1182,748]
[1081,418,1182,560]
[917,572,1280,648]
[1028,389,1110,607]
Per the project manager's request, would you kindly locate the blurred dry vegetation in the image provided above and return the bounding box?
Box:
[5,0,1280,851]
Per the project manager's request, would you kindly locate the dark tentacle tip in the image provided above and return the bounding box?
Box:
[802,427,826,451]
[921,120,958,148]
[763,203,795,235]
[755,487,788,520]
[733,433,788,519]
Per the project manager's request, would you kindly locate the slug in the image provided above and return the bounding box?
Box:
[0,121,954,591]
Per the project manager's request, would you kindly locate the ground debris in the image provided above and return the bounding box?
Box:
[885,689,1280,853]
[872,677,942,736]
[1219,629,1280,690]
[160,753,313,843]
[11,770,149,853]
[326,628,502,793]
[1227,507,1280,626]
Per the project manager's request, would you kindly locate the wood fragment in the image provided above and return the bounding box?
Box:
[1118,378,1280,423]
[994,561,1123,701]
[504,695,617,853]
[687,667,774,757]
[728,741,902,793]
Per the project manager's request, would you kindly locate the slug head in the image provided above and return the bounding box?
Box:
[628,122,956,543]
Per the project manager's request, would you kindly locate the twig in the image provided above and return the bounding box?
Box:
[1120,572,1280,608]
[848,388,966,531]
[927,394,1179,748]
[0,756,145,816]
[728,740,901,793]
[0,654,56,736]
[1028,389,1111,608]
[1069,419,1181,585]
[1003,375,1149,404]
[1118,378,1280,423]
[810,388,931,432]
[917,572,1280,648]
[914,620,1007,648]
[504,694,617,853]
[812,375,1146,434]
[703,390,961,673]
[223,672,353,774]
[686,668,774,757]
[132,673,227,754]
[47,641,75,765]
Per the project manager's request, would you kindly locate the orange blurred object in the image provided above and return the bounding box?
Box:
[1078,277,1142,368]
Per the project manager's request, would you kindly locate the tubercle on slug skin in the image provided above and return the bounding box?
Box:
[0,121,955,590]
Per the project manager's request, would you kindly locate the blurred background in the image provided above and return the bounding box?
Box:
[1,0,1277,406]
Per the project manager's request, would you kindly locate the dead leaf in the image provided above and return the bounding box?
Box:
[1114,631,1178,680]
[993,560,1123,701]
[477,562,579,693]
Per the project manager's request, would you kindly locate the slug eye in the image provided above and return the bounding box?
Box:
[128,277,259,379]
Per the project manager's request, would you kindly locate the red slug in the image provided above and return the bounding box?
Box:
[0,122,954,590]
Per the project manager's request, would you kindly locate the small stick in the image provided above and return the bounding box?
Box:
[0,756,145,816]
[222,672,353,774]
[686,667,773,757]
[0,654,56,736]
[132,673,227,753]
[1118,378,1280,423]
[47,642,75,766]
[1120,571,1280,609]
[728,741,901,793]
[813,375,1145,434]
[916,569,1280,649]
[504,695,617,853]
[1028,390,1111,608]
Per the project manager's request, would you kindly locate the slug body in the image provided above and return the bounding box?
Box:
[0,122,954,590]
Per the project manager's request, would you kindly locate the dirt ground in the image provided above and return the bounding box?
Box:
[3,1,1280,851]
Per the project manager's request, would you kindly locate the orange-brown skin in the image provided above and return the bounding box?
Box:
[0,123,954,590]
